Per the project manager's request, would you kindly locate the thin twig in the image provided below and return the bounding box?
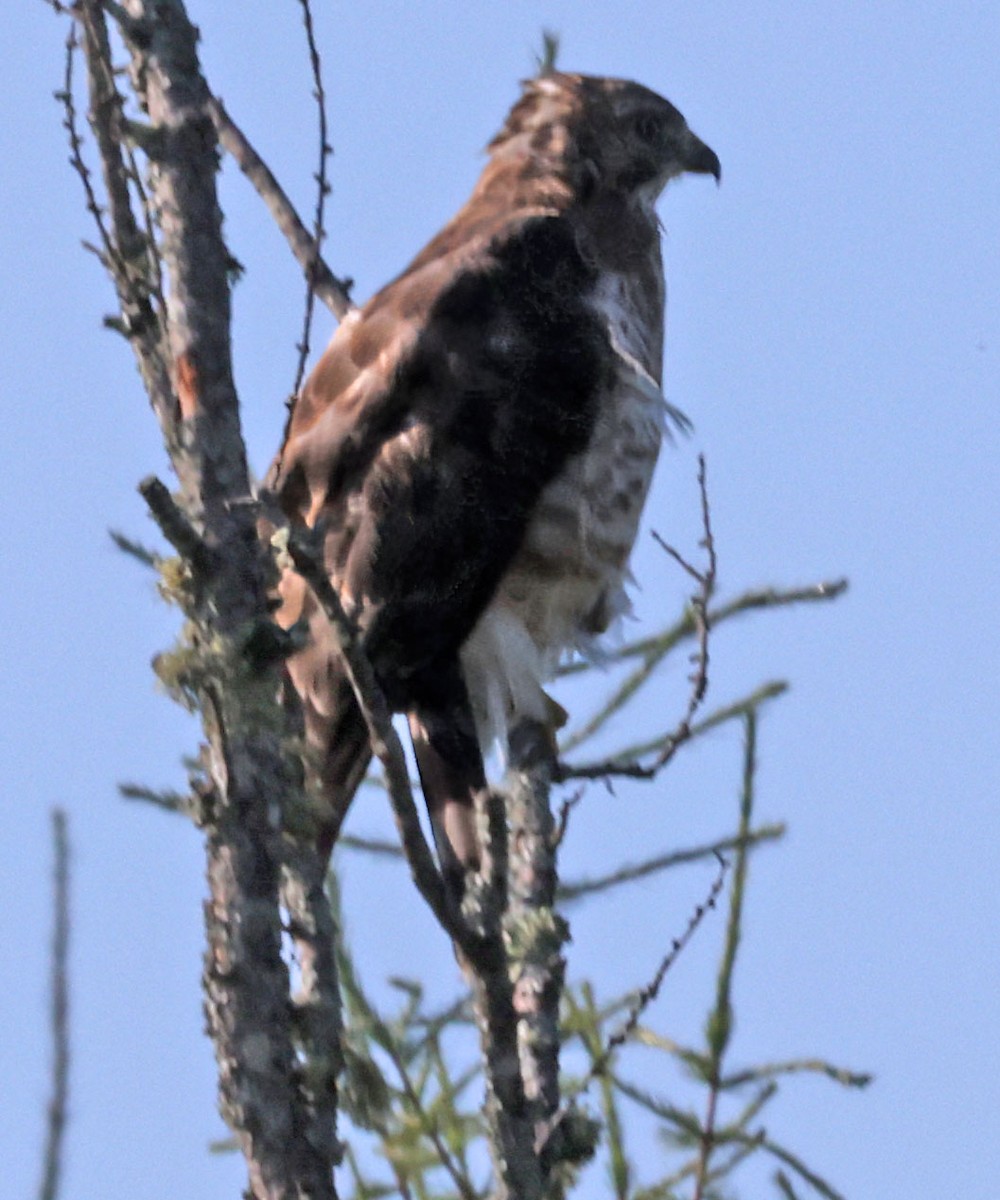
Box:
[557,457,716,784]
[559,680,786,781]
[578,984,630,1200]
[557,578,848,681]
[737,1132,846,1200]
[337,915,476,1198]
[722,1057,873,1090]
[119,781,189,812]
[648,453,715,751]
[208,95,353,319]
[539,854,728,1154]
[38,810,70,1200]
[274,0,336,489]
[775,1169,804,1200]
[120,129,166,318]
[290,0,333,400]
[694,1075,721,1200]
[694,712,757,1200]
[380,1036,479,1200]
[108,527,161,568]
[57,25,123,278]
[72,0,179,445]
[590,853,728,1081]
[78,2,155,298]
[339,833,405,858]
[558,823,784,902]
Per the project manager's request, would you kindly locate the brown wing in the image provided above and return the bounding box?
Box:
[270,212,614,887]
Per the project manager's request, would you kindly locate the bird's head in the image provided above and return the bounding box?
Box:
[490,71,720,206]
[584,75,721,199]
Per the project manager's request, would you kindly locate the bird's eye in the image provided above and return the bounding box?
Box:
[633,113,662,144]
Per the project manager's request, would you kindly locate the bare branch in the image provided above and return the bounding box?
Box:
[270,0,340,491]
[560,680,788,781]
[594,854,728,1082]
[290,0,334,399]
[69,1,180,451]
[108,527,161,568]
[77,5,160,312]
[84,4,341,1194]
[694,713,757,1199]
[112,0,253,515]
[37,810,71,1200]
[208,95,353,319]
[57,25,122,279]
[558,823,784,903]
[643,453,715,761]
[138,475,212,571]
[556,577,848,685]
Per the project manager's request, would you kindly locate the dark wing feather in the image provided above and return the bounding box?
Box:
[274,212,612,704]
[270,212,613,880]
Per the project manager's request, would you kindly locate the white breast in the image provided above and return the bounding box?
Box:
[460,267,668,756]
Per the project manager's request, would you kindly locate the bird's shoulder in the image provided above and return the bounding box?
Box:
[270,198,611,521]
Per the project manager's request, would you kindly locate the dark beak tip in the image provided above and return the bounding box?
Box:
[685,139,722,186]
[705,148,723,186]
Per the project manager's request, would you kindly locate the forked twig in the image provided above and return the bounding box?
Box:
[648,452,715,748]
[562,679,787,781]
[557,578,848,683]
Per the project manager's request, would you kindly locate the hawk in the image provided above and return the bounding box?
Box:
[269,71,719,893]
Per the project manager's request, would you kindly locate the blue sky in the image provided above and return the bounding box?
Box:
[3,2,998,1197]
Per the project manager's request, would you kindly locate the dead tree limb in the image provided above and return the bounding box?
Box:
[71,2,342,1195]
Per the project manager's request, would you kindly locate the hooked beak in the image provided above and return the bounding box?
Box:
[682,130,721,184]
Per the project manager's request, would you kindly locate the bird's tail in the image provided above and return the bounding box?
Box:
[278,569,482,891]
[407,696,485,900]
[285,653,373,862]
[274,565,372,859]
